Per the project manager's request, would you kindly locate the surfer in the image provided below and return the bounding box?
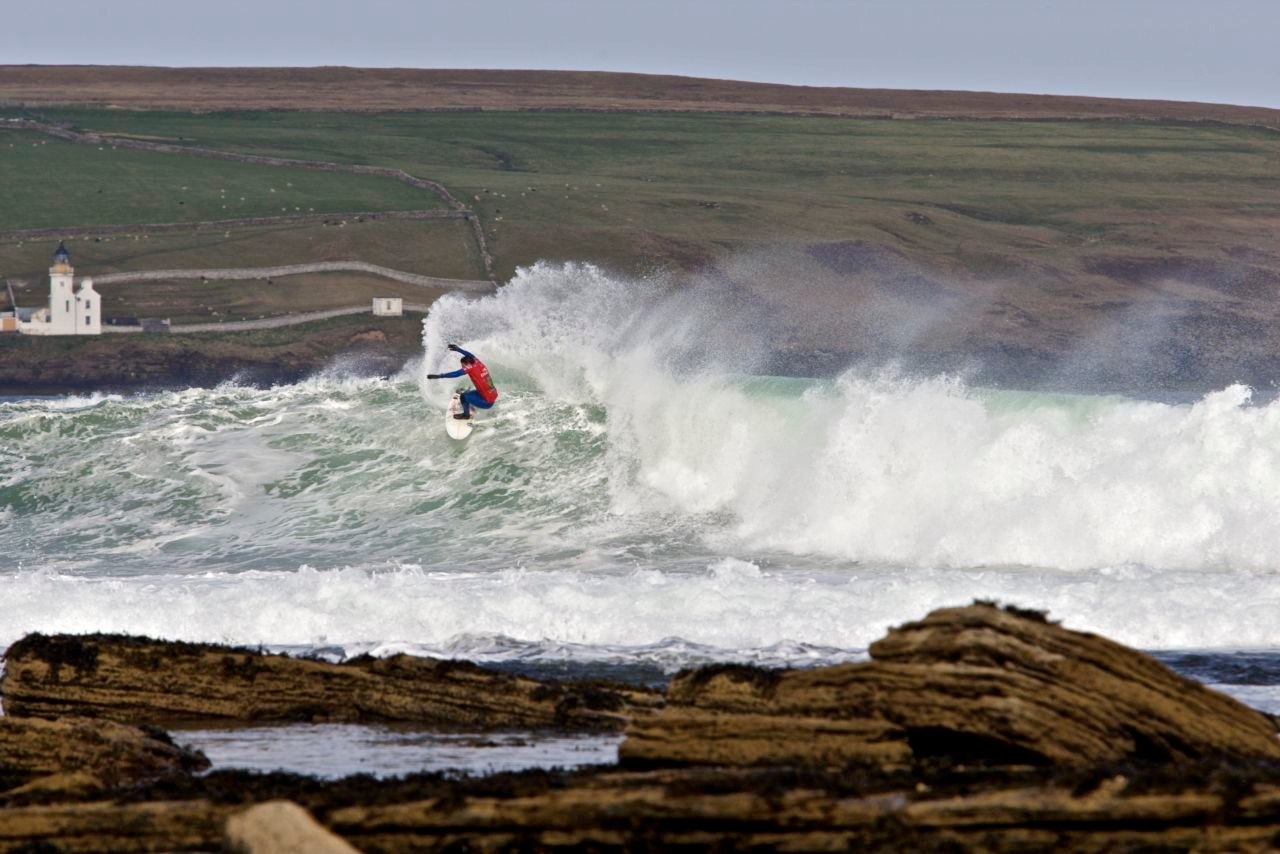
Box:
[427,344,499,419]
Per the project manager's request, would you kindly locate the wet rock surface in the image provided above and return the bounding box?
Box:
[7,762,1280,852]
[324,765,1280,852]
[5,603,1280,851]
[621,603,1280,769]
[1,633,661,729]
[0,716,207,796]
[226,800,359,854]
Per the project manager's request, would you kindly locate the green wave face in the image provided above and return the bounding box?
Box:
[1,377,620,575]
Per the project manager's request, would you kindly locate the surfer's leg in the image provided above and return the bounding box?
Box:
[459,390,489,417]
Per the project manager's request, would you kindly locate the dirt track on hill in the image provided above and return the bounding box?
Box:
[90,262,488,292]
[4,67,1279,129]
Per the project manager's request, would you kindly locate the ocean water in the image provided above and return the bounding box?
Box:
[173,723,622,779]
[4,261,1280,773]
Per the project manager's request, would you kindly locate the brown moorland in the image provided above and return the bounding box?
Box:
[4,66,1280,127]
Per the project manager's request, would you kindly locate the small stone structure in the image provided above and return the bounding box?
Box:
[372,297,403,316]
[18,242,101,336]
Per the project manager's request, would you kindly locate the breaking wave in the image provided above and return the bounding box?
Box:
[4,262,1280,654]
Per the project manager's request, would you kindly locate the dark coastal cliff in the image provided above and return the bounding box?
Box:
[5,604,1280,851]
[0,314,425,394]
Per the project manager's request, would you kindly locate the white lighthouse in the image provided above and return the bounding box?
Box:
[20,242,101,336]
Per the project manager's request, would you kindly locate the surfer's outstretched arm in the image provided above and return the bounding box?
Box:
[448,343,476,360]
[426,369,466,379]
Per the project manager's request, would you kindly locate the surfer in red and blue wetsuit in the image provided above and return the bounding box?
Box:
[427,344,499,419]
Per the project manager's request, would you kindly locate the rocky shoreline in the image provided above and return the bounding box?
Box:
[9,236,1280,399]
[3,603,1280,851]
[0,314,427,396]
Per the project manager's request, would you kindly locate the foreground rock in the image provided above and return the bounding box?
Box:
[0,799,230,853]
[326,766,1280,852]
[8,763,1280,852]
[0,716,207,797]
[226,800,359,854]
[1,633,660,729]
[621,603,1280,768]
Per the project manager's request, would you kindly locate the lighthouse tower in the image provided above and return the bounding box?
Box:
[47,241,76,335]
[37,242,100,335]
[17,242,104,336]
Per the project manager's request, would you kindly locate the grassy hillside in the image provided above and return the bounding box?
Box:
[9,108,1278,282]
[0,218,482,286]
[93,273,448,325]
[0,126,439,230]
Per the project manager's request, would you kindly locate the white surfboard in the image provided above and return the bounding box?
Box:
[445,393,474,440]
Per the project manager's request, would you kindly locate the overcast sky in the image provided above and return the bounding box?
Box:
[5,0,1277,108]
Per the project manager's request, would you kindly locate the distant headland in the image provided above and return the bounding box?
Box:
[3,67,1280,395]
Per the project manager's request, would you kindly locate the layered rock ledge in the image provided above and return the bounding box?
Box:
[1,633,661,729]
[325,765,1280,852]
[621,603,1280,768]
[0,716,206,798]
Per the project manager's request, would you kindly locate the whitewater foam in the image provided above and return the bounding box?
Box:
[1,558,1278,660]
[417,263,1280,571]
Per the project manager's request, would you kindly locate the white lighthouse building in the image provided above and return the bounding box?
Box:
[20,242,101,336]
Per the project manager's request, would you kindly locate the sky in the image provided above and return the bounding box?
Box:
[5,0,1278,108]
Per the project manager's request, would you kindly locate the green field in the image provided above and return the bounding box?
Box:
[0,126,440,231]
[91,273,449,325]
[0,217,481,283]
[5,108,1279,282]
